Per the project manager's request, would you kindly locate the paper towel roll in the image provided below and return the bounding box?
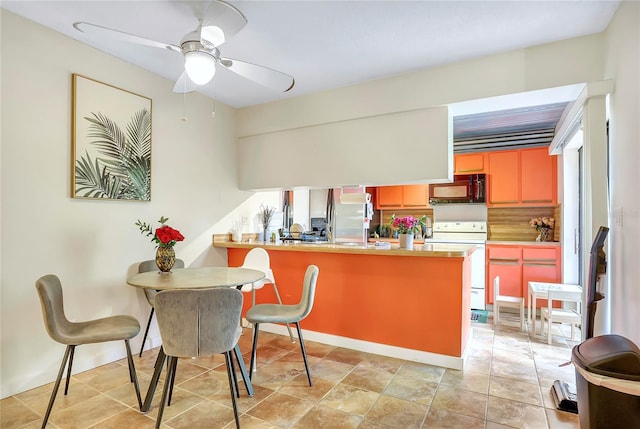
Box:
[340,193,371,204]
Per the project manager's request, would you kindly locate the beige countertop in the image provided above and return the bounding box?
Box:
[213,240,476,258]
[486,240,561,246]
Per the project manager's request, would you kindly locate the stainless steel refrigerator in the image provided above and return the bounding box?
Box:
[331,188,372,245]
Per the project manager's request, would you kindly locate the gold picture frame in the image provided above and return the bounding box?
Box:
[71,74,152,200]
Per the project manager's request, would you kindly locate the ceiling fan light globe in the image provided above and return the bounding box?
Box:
[201,25,225,48]
[184,51,216,85]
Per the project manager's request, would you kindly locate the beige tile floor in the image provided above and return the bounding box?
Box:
[1,314,582,429]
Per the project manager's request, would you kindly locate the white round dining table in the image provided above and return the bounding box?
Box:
[126,266,265,290]
[126,266,264,412]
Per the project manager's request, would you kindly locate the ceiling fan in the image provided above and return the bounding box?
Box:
[72,0,294,94]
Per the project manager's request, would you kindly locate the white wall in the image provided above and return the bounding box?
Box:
[237,33,604,137]
[238,107,452,190]
[0,11,255,398]
[603,1,640,344]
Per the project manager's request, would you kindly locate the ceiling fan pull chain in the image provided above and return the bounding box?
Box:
[181,89,188,122]
[212,76,217,118]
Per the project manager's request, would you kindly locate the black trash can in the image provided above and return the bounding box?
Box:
[572,334,640,428]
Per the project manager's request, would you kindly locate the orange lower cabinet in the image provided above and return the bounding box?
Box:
[487,261,522,304]
[486,245,522,304]
[228,248,471,358]
[522,246,561,308]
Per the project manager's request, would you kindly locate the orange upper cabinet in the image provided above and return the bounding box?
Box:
[402,185,429,207]
[375,185,429,209]
[454,153,486,174]
[488,151,520,206]
[520,147,557,206]
[376,186,404,209]
[487,147,557,207]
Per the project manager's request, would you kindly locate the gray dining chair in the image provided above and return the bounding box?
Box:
[247,264,319,386]
[35,274,142,428]
[153,287,244,429]
[138,258,185,357]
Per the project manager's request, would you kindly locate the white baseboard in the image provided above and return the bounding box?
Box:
[257,323,473,370]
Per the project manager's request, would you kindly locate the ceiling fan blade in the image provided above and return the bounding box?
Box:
[219,58,295,92]
[199,0,247,46]
[172,71,199,94]
[73,22,181,53]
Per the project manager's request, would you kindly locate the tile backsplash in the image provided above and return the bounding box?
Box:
[372,206,560,242]
[487,206,560,241]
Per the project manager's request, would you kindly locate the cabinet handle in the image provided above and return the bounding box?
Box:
[491,201,519,204]
[523,259,556,264]
[456,168,482,173]
[521,199,553,203]
[490,260,520,265]
[523,262,556,267]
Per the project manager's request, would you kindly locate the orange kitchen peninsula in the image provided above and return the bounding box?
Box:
[214,240,476,369]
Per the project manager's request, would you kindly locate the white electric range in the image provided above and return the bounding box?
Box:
[425,221,487,310]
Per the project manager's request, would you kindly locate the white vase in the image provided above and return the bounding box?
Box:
[231,230,242,242]
[398,233,414,250]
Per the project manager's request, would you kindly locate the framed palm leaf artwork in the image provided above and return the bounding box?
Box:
[71,74,151,200]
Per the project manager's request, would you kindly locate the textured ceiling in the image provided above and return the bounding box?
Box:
[1,0,620,109]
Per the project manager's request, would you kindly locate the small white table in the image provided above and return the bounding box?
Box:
[528,281,583,336]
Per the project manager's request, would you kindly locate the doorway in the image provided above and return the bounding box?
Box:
[562,126,584,285]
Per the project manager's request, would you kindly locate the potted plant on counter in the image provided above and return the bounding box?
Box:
[530,217,555,242]
[390,214,426,250]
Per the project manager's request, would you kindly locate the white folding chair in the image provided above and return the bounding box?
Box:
[493,276,525,331]
[541,289,582,344]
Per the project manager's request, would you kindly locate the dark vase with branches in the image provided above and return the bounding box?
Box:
[258,204,276,242]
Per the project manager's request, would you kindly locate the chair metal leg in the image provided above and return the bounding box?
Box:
[139,307,155,357]
[124,339,142,409]
[272,283,295,342]
[63,345,75,395]
[250,323,260,377]
[233,344,254,396]
[41,345,73,429]
[141,346,166,413]
[224,351,241,429]
[228,348,240,398]
[155,356,177,429]
[167,357,178,406]
[295,322,312,386]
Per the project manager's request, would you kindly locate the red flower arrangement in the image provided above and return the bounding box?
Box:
[136,216,184,248]
[389,214,427,235]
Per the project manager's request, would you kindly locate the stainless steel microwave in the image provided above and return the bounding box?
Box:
[429,174,486,204]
